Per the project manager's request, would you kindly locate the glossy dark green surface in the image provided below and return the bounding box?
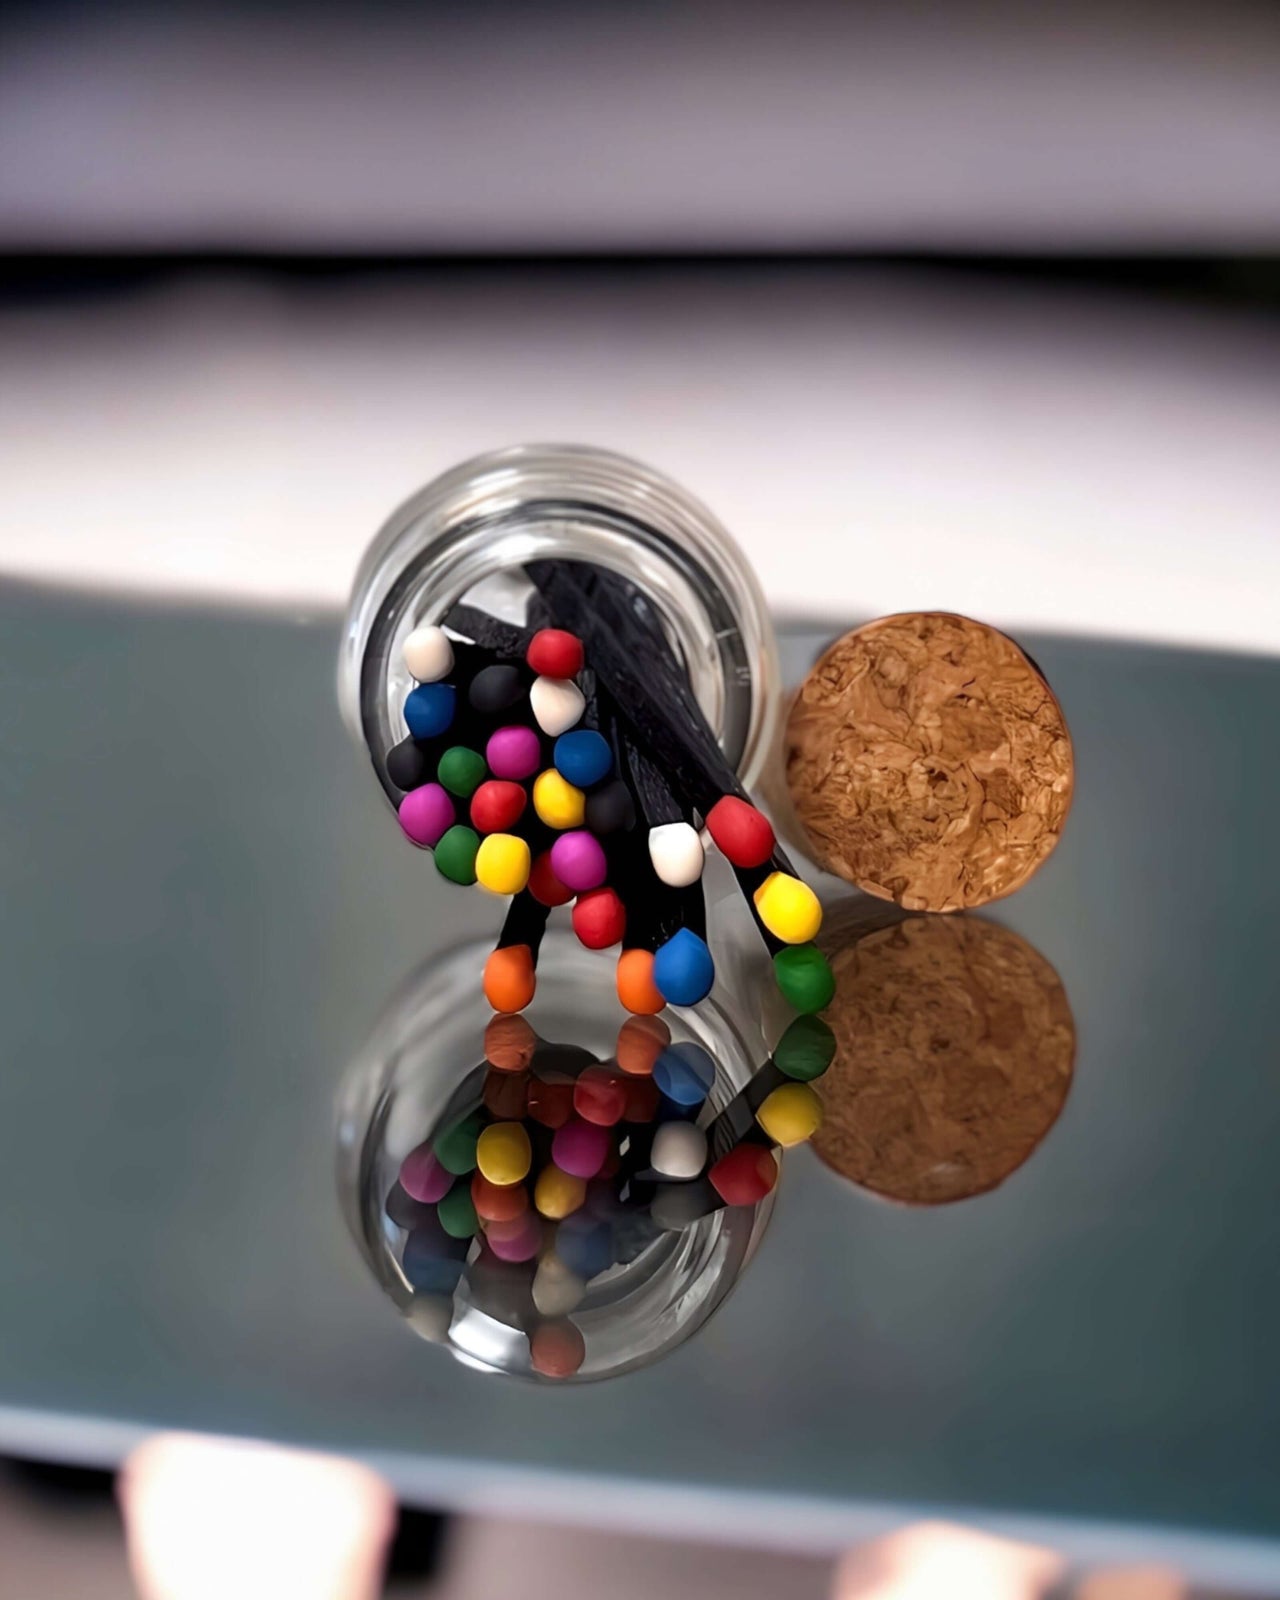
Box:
[0,584,1276,1575]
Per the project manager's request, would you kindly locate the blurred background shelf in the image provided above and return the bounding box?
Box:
[4,0,1279,253]
[2,260,1278,657]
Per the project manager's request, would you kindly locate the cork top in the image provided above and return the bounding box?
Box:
[784,612,1074,912]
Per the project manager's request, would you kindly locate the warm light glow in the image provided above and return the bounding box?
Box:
[834,1521,1066,1600]
[1077,1567,1186,1600]
[119,1432,396,1600]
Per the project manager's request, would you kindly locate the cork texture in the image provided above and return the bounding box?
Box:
[784,612,1074,912]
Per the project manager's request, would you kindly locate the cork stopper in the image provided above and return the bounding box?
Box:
[783,613,1074,912]
[811,903,1075,1204]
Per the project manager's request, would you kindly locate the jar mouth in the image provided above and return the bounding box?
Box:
[339,445,780,793]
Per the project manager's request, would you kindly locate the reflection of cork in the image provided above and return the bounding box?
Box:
[784,613,1074,912]
[812,904,1075,1205]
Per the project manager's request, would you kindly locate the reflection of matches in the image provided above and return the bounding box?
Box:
[382,1006,824,1383]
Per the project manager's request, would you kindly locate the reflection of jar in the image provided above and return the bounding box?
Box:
[337,445,780,798]
[336,933,774,1382]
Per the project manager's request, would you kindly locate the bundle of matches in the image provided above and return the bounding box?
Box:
[381,563,836,1022]
[383,1010,831,1379]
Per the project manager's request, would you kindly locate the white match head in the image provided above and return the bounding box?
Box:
[530,675,586,737]
[402,624,454,683]
[532,1254,587,1316]
[648,821,705,887]
[651,1121,709,1181]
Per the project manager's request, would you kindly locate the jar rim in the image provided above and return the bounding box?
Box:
[339,444,780,792]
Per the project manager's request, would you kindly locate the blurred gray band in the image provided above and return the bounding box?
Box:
[2,0,1279,252]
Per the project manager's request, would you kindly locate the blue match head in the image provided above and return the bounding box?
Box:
[653,1042,717,1108]
[553,728,612,790]
[401,1251,465,1296]
[554,1212,615,1280]
[404,681,456,740]
[652,928,715,1007]
[402,1218,468,1291]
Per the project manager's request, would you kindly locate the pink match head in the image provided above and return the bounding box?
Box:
[551,1118,611,1180]
[549,831,607,893]
[485,1212,542,1262]
[486,725,541,781]
[398,783,455,848]
[399,1144,453,1204]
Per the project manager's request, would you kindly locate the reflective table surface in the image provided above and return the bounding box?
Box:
[0,585,1275,1585]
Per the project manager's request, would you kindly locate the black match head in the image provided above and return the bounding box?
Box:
[386,737,432,792]
[584,777,637,834]
[468,663,525,715]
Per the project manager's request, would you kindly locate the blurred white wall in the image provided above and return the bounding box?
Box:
[1,267,1277,655]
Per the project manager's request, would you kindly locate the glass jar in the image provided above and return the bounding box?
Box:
[337,445,790,1381]
[336,932,775,1383]
[337,444,780,794]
